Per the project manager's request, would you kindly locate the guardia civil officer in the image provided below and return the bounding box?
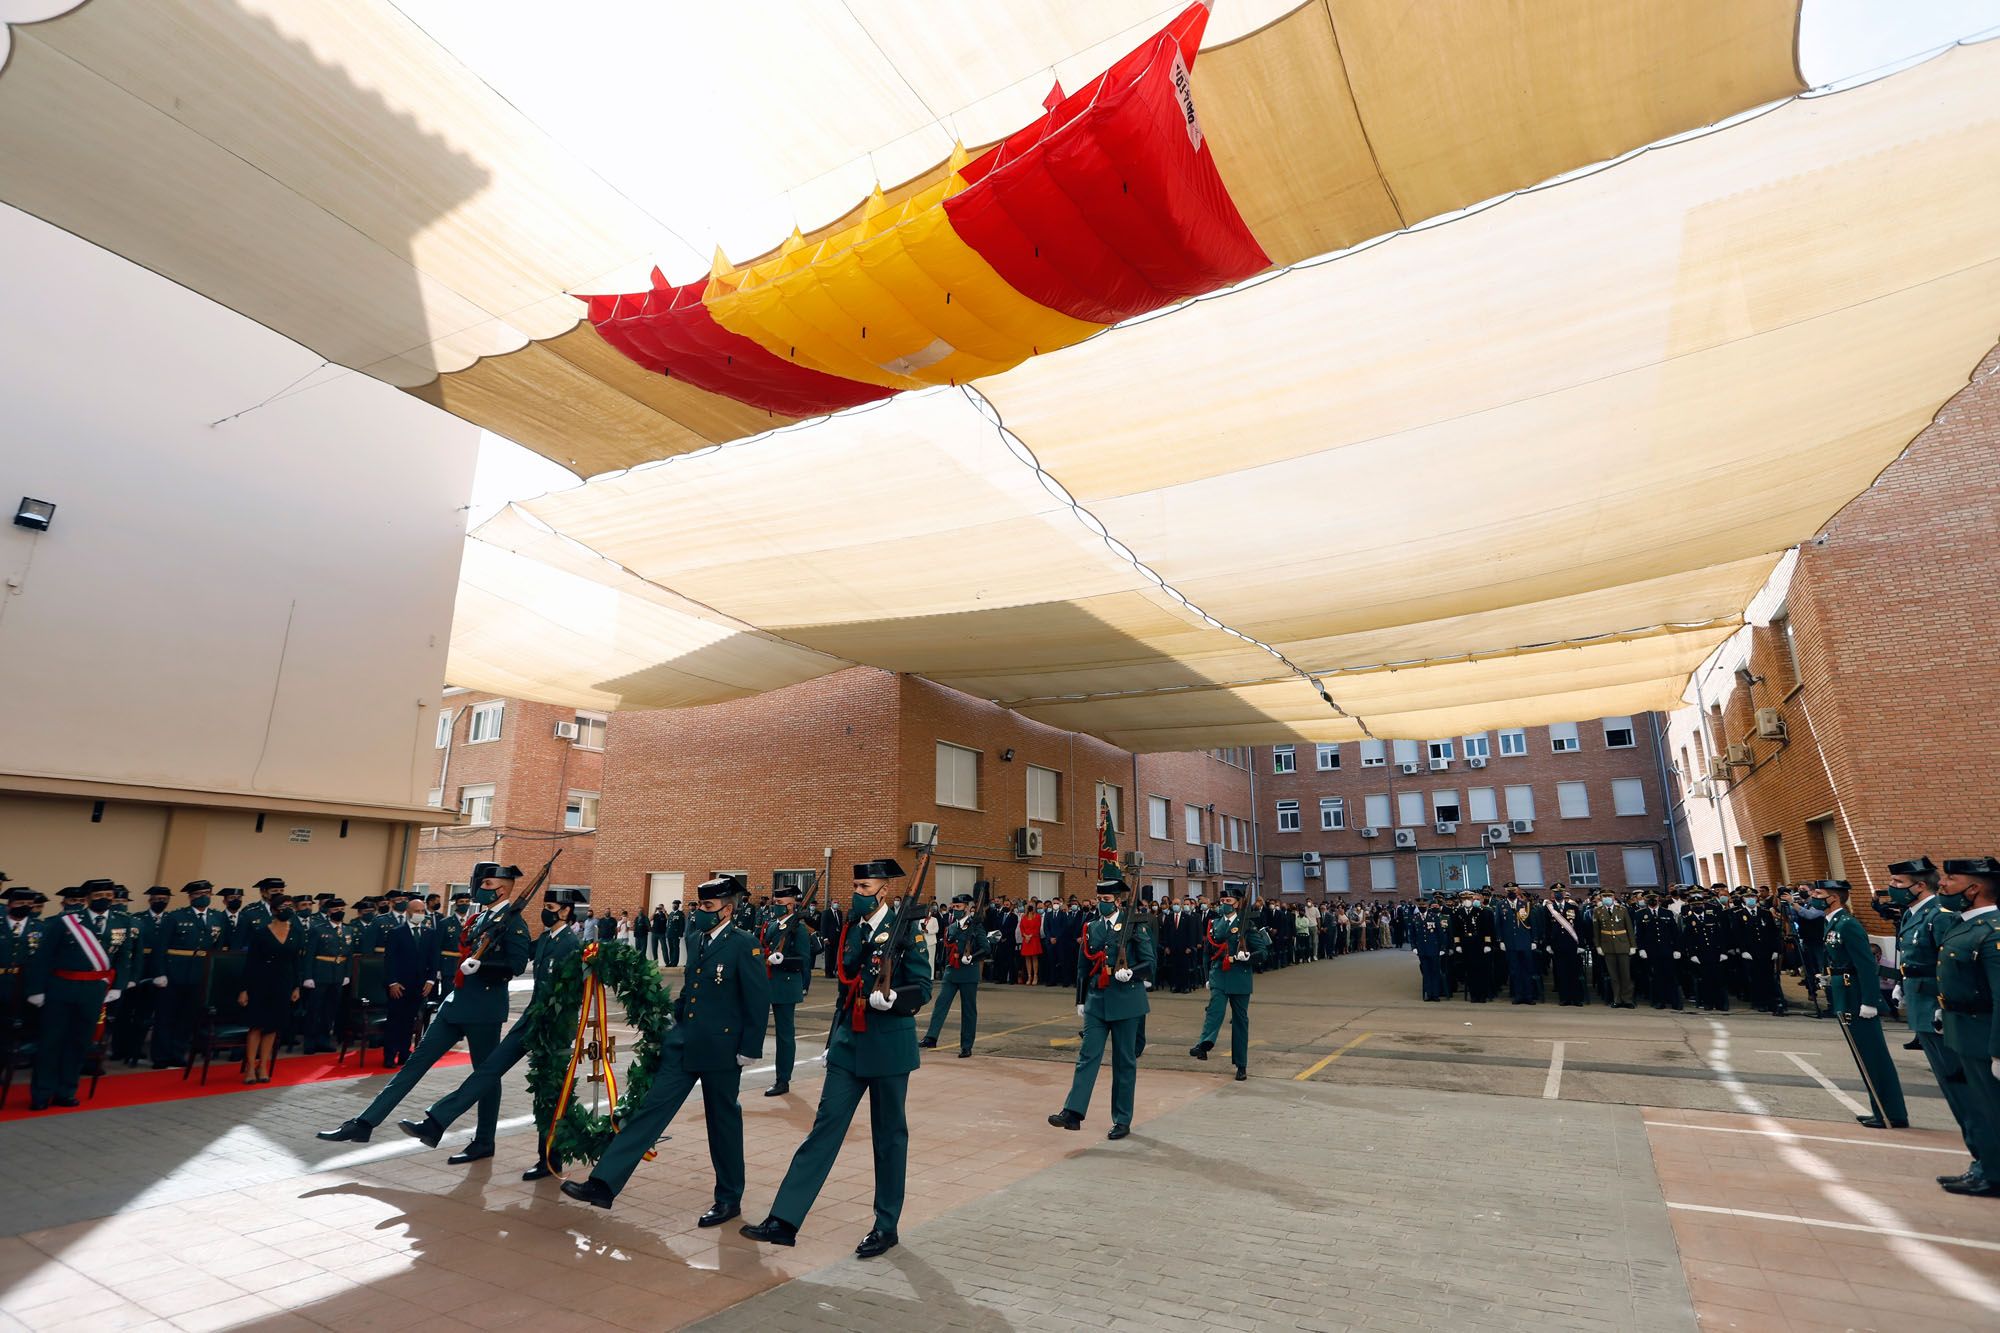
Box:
[1189,882,1264,1079]
[563,875,768,1217]
[115,885,173,1064]
[1818,879,1907,1129]
[315,863,530,1149]
[25,883,132,1109]
[1049,877,1155,1135]
[298,894,350,1054]
[1935,856,2000,1195]
[150,882,223,1067]
[920,891,989,1058]
[743,859,932,1257]
[759,880,813,1096]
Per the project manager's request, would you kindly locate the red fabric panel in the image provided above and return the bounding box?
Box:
[946,3,1268,327]
[580,274,891,419]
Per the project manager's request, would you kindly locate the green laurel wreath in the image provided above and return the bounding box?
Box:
[522,940,673,1167]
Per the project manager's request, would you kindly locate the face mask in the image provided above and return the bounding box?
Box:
[1601,897,1614,910]
[406,913,425,927]
[190,895,211,909]
[1808,896,1828,909]
[7,906,29,920]
[63,901,87,913]
[1097,902,1117,917]
[540,909,560,926]
[275,907,294,921]
[690,908,720,932]
[89,899,112,914]
[1881,887,1915,908]
[330,912,345,923]
[1938,891,1971,912]
[850,892,877,914]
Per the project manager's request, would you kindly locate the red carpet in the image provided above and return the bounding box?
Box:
[0,1050,472,1121]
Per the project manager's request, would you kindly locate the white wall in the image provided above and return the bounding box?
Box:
[0,205,479,808]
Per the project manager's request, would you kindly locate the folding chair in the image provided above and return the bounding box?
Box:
[186,953,250,1085]
[337,954,389,1067]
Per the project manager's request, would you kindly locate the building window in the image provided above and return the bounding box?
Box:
[1611,778,1647,817]
[1463,733,1490,761]
[1396,792,1424,827]
[1392,739,1420,766]
[1556,781,1590,819]
[1147,795,1169,840]
[468,700,504,743]
[935,742,979,810]
[1027,765,1060,823]
[1467,787,1498,823]
[1095,782,1123,832]
[1315,743,1340,771]
[573,713,607,749]
[934,864,980,902]
[1185,804,1203,844]
[1369,857,1397,891]
[1280,860,1305,894]
[1226,817,1241,852]
[1427,739,1454,763]
[1360,739,1386,768]
[1602,716,1635,749]
[1432,790,1461,824]
[460,784,495,825]
[1027,869,1062,901]
[1363,793,1391,829]
[1512,851,1544,885]
[1566,849,1601,886]
[1276,800,1301,833]
[564,791,600,830]
[1498,728,1528,757]
[425,788,443,808]
[1323,858,1352,893]
[1549,722,1580,753]
[435,710,453,748]
[1319,797,1345,831]
[1621,847,1659,887]
[1505,786,1536,822]
[1272,744,1296,774]
[773,869,816,894]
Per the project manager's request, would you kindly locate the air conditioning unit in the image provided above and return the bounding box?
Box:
[1186,857,1204,875]
[1429,758,1450,772]
[1726,743,1754,767]
[552,720,580,740]
[1707,753,1732,779]
[1359,825,1380,839]
[907,821,939,849]
[1755,707,1787,741]
[1205,842,1225,873]
[1300,851,1323,865]
[1393,829,1418,849]
[1510,818,1534,834]
[1485,824,1511,844]
[1119,849,1145,872]
[1303,864,1322,880]
[1468,756,1488,769]
[1434,821,1458,836]
[1014,826,1044,858]
[1399,761,1422,775]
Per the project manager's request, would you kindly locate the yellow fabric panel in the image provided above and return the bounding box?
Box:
[705,182,1100,392]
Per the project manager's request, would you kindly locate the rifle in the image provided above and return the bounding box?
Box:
[462,849,561,976]
[872,835,937,1008]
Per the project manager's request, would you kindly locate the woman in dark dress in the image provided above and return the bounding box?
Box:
[238,891,302,1083]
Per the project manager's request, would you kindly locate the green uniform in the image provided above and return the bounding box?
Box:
[590,920,770,1202]
[1824,908,1907,1125]
[113,906,169,1061]
[151,904,227,1066]
[355,905,530,1137]
[1938,909,2000,1177]
[28,909,135,1104]
[922,912,988,1054]
[300,913,350,1053]
[1898,896,1991,1171]
[769,902,933,1233]
[434,910,472,992]
[758,909,813,1085]
[1198,908,1268,1070]
[427,923,584,1157]
[1062,909,1155,1128]
[360,914,393,955]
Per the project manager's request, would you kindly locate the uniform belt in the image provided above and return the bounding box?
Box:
[1899,965,1934,979]
[166,948,210,957]
[1940,997,1993,1015]
[314,955,345,963]
[55,969,113,982]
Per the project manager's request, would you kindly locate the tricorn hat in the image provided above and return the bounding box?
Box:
[314,892,338,902]
[145,885,172,897]
[324,897,347,909]
[772,883,802,900]
[949,892,974,905]
[852,859,906,880]
[252,877,286,890]
[4,886,36,902]
[1218,883,1247,901]
[1943,856,2000,878]
[697,874,747,899]
[1094,878,1125,895]
[80,878,116,891]
[59,884,91,899]
[1812,879,1851,892]
[468,862,522,884]
[1887,855,1937,877]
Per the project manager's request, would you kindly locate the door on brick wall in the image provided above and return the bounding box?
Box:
[647,872,684,911]
[1808,816,1845,883]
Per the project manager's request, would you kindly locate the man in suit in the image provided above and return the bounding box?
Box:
[743,860,930,1257]
[565,875,769,1218]
[376,894,433,1067]
[1819,879,1908,1129]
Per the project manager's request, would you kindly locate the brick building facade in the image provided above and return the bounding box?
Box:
[412,689,603,897]
[1666,347,2000,934]
[1253,717,1679,900]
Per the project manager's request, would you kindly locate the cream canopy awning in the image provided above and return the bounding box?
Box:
[0,0,1801,474]
[446,42,2000,745]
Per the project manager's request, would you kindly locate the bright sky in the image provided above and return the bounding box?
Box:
[463,0,2000,528]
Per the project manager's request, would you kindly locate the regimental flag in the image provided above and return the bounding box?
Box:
[1099,796,1123,885]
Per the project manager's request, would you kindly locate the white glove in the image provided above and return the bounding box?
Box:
[341,976,350,987]
[105,989,122,1003]
[1741,951,1752,960]
[302,979,316,990]
[1689,954,1699,963]
[735,1054,752,1067]
[1858,1004,1878,1019]
[152,975,168,988]
[1143,981,1153,990]
[1114,967,1133,983]
[767,951,784,965]
[1770,953,1779,961]
[1482,946,1491,954]
[1234,950,1250,961]
[1673,951,1682,959]
[1991,1057,2000,1081]
[460,957,481,975]
[1637,950,1647,959]
[868,989,896,1011]
[1077,1004,1087,1016]
[27,994,44,1007]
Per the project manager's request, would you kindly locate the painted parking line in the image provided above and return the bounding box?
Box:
[1667,1203,2000,1254]
[1541,1039,1585,1099]
[1759,1050,1871,1118]
[1294,1032,1373,1082]
[1644,1120,1962,1155]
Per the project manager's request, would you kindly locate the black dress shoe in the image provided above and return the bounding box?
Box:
[53,1095,79,1108]
[1854,1116,1908,1129]
[448,1143,495,1165]
[1942,1178,2000,1197]
[1188,1041,1210,1061]
[29,1097,49,1112]
[398,1115,444,1148]
[698,1203,740,1228]
[958,1049,971,1058]
[855,1228,898,1258]
[763,1082,789,1097]
[917,1037,937,1049]
[560,1177,615,1209]
[740,1216,798,1246]
[316,1118,372,1143]
[1904,1037,1922,1050]
[1048,1109,1083,1131]
[1107,1124,1130,1140]
[1234,1068,1247,1082]
[521,1161,558,1182]
[1937,1168,1975,1186]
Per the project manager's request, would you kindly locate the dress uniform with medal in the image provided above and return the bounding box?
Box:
[1188,882,1264,1079]
[25,883,133,1109]
[1935,856,2000,1196]
[564,874,769,1217]
[921,891,989,1058]
[743,859,932,1258]
[759,881,814,1096]
[1817,879,1908,1129]
[300,894,349,1054]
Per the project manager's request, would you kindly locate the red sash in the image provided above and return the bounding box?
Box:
[1205,919,1238,970]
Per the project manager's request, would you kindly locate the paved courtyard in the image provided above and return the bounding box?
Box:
[2,951,1995,1332]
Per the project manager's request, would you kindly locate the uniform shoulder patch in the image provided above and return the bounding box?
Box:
[751,948,763,958]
